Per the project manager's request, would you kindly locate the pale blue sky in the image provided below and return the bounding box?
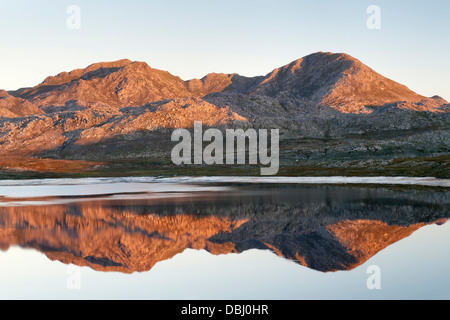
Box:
[1,0,449,100]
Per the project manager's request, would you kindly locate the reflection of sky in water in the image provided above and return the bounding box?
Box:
[0,181,231,199]
[0,176,448,198]
[0,178,448,300]
[1,222,449,300]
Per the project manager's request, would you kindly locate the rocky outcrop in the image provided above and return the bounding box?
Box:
[0,90,43,118]
[0,98,247,156]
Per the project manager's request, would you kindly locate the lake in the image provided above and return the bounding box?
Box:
[0,176,449,300]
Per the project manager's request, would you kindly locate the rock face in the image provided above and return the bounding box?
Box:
[0,98,246,157]
[0,52,448,176]
[0,90,43,118]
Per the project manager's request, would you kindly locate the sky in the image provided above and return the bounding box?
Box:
[1,0,449,100]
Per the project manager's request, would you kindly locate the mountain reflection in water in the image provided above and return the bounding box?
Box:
[0,184,448,273]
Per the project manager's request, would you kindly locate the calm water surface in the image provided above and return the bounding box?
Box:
[0,177,449,300]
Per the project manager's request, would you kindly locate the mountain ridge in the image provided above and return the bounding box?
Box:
[0,52,448,177]
[4,52,448,116]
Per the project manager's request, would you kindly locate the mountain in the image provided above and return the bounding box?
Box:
[246,52,438,113]
[185,52,447,113]
[8,59,194,109]
[6,52,447,114]
[0,52,449,177]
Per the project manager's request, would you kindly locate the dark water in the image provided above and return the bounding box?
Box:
[0,179,449,299]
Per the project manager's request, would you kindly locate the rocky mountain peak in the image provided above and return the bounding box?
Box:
[249,51,430,113]
[9,59,192,108]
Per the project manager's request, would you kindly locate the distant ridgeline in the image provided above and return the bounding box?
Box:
[0,52,448,177]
